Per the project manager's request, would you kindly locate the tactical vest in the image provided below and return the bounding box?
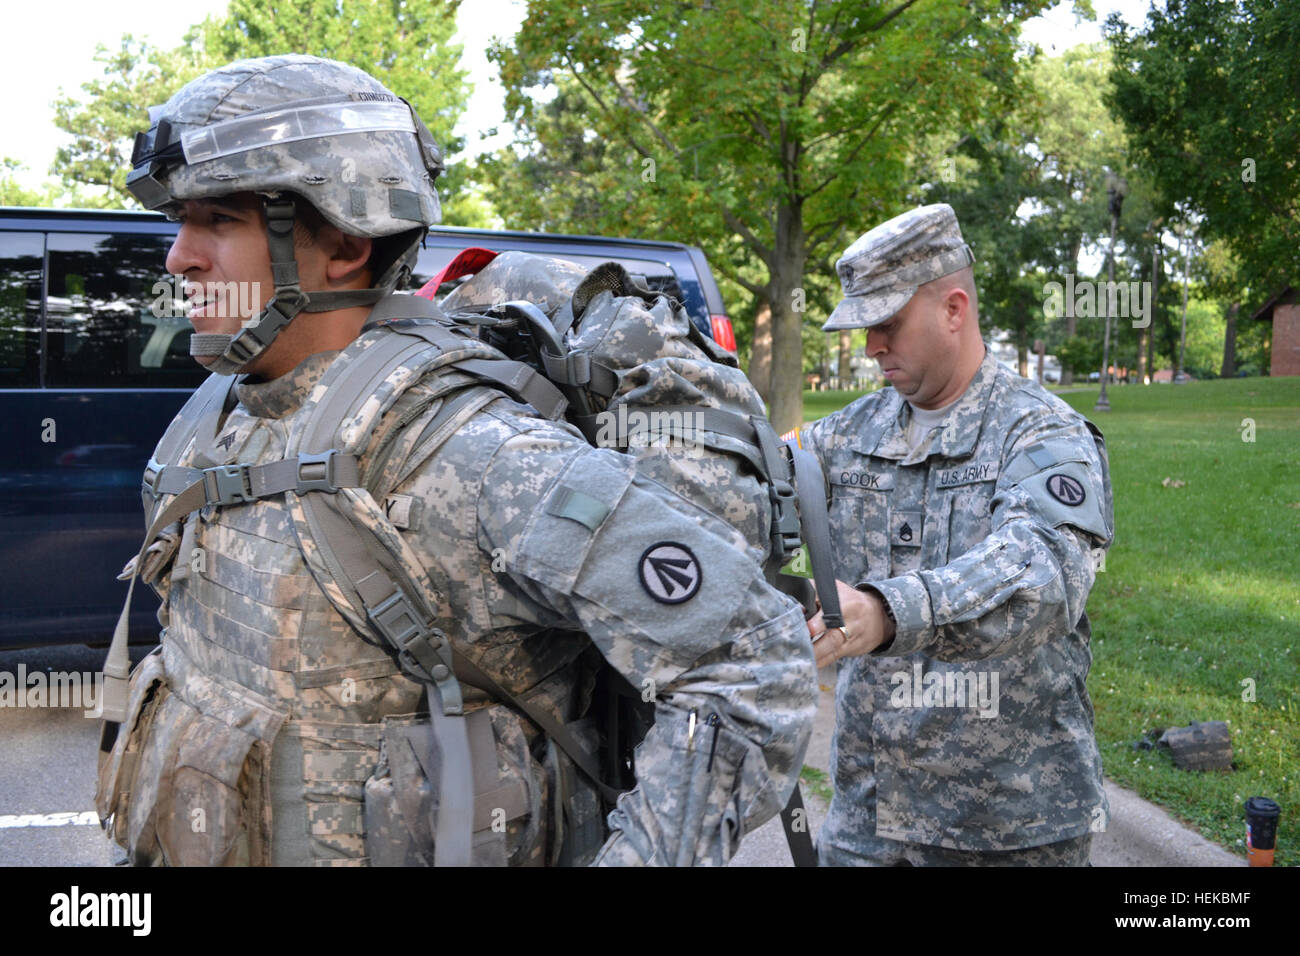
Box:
[98,276,837,866]
[98,295,588,866]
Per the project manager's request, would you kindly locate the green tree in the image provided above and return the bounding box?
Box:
[1056,333,1101,378]
[922,118,1058,378]
[52,1,483,223]
[488,0,1052,432]
[1031,45,1122,282]
[918,41,1170,384]
[2,159,58,207]
[206,0,483,223]
[1,158,119,208]
[1107,1,1299,307]
[52,35,216,202]
[1026,43,1176,384]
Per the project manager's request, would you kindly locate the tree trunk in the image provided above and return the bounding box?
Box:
[837,329,852,384]
[1148,243,1158,381]
[1061,232,1083,385]
[767,203,807,434]
[1017,341,1029,379]
[1146,318,1156,382]
[748,297,773,402]
[1222,301,1239,378]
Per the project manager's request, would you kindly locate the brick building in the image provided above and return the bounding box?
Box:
[1252,286,1300,377]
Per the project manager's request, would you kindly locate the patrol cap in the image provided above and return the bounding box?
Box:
[821,204,975,331]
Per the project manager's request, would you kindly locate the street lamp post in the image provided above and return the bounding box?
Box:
[1175,225,1190,384]
[1096,173,1127,412]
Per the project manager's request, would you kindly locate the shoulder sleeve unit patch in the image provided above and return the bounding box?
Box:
[639,543,701,604]
[1021,458,1109,541]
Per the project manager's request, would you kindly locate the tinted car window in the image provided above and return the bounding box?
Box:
[44,232,204,388]
[0,232,42,388]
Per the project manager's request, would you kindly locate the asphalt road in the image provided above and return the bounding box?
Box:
[1,651,1241,868]
[0,643,152,867]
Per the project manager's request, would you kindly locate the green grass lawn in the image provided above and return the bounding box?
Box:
[802,377,1300,864]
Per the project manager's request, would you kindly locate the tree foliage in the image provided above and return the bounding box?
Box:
[1106,0,1300,298]
[921,114,1057,377]
[51,35,215,201]
[919,41,1173,381]
[51,0,483,223]
[487,0,1052,431]
[0,158,118,208]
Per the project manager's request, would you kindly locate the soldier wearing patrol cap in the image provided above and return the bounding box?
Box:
[792,203,1113,865]
[95,54,815,867]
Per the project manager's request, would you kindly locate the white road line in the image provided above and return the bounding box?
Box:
[0,811,99,828]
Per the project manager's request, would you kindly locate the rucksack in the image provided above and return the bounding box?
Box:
[429,249,843,632]
[431,250,842,864]
[100,253,841,866]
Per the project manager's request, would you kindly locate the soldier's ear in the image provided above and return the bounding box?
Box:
[324,231,373,285]
[941,285,971,332]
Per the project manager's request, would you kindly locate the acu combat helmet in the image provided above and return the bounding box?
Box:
[126,54,445,374]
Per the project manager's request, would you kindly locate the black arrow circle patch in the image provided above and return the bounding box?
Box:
[1046,473,1086,506]
[639,542,702,604]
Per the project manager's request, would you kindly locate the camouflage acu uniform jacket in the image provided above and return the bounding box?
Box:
[796,347,1112,852]
[103,339,815,867]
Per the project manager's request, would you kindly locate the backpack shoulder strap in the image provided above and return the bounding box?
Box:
[280,297,594,863]
[786,445,843,630]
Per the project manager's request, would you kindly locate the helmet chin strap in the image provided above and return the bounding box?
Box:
[190,196,389,376]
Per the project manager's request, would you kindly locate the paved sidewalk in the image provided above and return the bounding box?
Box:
[730,667,1244,867]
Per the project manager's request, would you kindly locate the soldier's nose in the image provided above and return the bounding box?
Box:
[165,224,211,277]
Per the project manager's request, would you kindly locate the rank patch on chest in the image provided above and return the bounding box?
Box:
[892,511,922,547]
[1046,473,1086,506]
[639,543,702,604]
[936,461,999,488]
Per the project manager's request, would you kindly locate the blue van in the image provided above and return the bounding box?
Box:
[0,207,733,648]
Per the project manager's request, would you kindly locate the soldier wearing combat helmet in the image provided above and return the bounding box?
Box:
[792,203,1113,865]
[96,54,815,867]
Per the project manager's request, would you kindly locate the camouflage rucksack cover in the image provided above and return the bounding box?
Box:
[435,251,802,573]
[432,252,840,866]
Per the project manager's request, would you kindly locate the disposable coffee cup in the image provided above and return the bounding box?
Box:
[1245,796,1280,867]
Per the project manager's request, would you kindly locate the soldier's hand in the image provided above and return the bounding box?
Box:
[806,579,896,668]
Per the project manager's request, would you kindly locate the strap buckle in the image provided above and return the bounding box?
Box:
[141,457,166,500]
[368,591,445,680]
[769,475,802,561]
[202,463,254,506]
[754,419,801,560]
[541,347,591,386]
[295,450,341,495]
[366,589,464,715]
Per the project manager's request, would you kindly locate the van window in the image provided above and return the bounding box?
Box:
[0,232,43,388]
[44,232,204,388]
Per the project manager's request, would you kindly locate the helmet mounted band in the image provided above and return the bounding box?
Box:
[127,99,421,210]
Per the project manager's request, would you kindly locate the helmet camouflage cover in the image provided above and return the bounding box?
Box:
[127,54,446,374]
[128,53,444,237]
